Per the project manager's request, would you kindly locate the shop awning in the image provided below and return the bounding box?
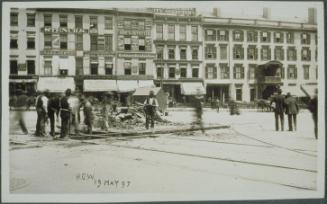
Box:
[181,82,206,95]
[83,80,117,92]
[117,80,138,92]
[281,86,306,97]
[10,79,37,83]
[37,77,75,93]
[301,84,317,97]
[133,87,161,96]
[138,80,155,88]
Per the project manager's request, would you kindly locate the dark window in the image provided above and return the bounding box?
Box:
[301,33,311,44]
[180,48,187,60]
[286,32,294,44]
[10,13,18,26]
[206,65,217,79]
[192,68,199,78]
[220,63,229,79]
[90,16,97,29]
[247,31,257,42]
[156,46,164,59]
[180,68,187,78]
[261,46,271,61]
[139,38,145,51]
[90,63,98,75]
[250,89,256,101]
[44,34,52,48]
[247,46,257,60]
[169,67,175,78]
[261,31,270,43]
[76,34,83,50]
[287,65,297,79]
[205,29,216,41]
[27,60,35,75]
[76,57,83,75]
[157,67,163,78]
[10,38,18,49]
[287,47,297,61]
[205,45,216,59]
[105,35,112,51]
[236,88,242,101]
[75,16,83,28]
[105,64,113,75]
[233,30,244,41]
[139,63,146,75]
[60,34,67,49]
[104,16,113,30]
[124,62,131,75]
[60,15,67,27]
[124,37,131,51]
[27,37,35,49]
[218,30,228,41]
[301,47,311,61]
[233,64,244,79]
[168,48,175,59]
[233,45,244,60]
[275,46,284,61]
[274,32,284,43]
[10,60,18,74]
[27,14,35,27]
[44,14,52,27]
[192,48,198,60]
[168,25,175,40]
[303,65,310,80]
[90,35,97,50]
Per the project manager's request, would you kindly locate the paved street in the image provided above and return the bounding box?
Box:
[9,109,317,194]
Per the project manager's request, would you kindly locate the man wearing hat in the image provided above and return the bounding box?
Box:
[15,89,28,134]
[285,92,299,131]
[60,89,72,139]
[270,89,286,131]
[35,89,49,137]
[144,90,158,129]
[308,89,318,139]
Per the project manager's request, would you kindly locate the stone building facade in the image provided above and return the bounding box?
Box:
[9,7,318,103]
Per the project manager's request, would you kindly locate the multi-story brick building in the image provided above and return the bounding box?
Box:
[202,8,317,103]
[9,8,39,96]
[152,8,205,102]
[9,7,318,103]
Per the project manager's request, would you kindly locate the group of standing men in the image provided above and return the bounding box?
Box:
[270,89,318,139]
[35,88,94,139]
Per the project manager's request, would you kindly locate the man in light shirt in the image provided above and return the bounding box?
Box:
[35,90,49,137]
[144,90,158,129]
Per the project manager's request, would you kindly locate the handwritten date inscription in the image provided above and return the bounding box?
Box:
[76,172,131,188]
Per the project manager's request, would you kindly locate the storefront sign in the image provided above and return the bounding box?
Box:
[41,27,88,34]
[147,8,196,16]
[118,30,151,36]
[118,53,156,58]
[264,76,281,84]
[84,51,114,56]
[18,63,26,71]
[41,50,75,56]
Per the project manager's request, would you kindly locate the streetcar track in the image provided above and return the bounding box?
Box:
[110,144,317,173]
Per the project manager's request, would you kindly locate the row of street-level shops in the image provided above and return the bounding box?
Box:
[9,75,317,107]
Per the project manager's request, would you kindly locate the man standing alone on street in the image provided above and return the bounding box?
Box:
[35,90,49,137]
[270,89,286,131]
[285,92,299,131]
[60,89,72,139]
[144,90,158,130]
[308,89,318,139]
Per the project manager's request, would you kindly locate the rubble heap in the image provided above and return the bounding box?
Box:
[92,105,173,130]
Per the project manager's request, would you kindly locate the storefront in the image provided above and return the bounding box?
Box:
[37,77,75,93]
[205,84,229,104]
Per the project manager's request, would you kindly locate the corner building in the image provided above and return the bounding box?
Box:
[202,8,318,103]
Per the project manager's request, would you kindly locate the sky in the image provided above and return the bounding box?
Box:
[4,1,323,22]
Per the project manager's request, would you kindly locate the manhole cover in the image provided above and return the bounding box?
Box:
[10,178,29,191]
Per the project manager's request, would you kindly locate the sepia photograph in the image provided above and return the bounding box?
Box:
[1,0,325,202]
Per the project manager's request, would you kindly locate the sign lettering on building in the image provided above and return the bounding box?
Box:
[118,53,156,58]
[41,27,89,34]
[18,63,26,71]
[84,51,114,56]
[147,8,196,16]
[41,50,75,56]
[118,30,151,36]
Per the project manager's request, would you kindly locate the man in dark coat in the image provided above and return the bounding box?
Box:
[270,89,286,131]
[35,90,49,137]
[144,90,158,129]
[15,89,28,134]
[285,92,299,131]
[60,89,72,139]
[81,96,94,134]
[48,94,60,137]
[308,89,318,139]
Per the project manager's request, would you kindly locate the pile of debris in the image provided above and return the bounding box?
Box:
[92,105,173,130]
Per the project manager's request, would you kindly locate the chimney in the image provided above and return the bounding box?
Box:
[308,8,317,24]
[213,8,221,17]
[263,7,271,19]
